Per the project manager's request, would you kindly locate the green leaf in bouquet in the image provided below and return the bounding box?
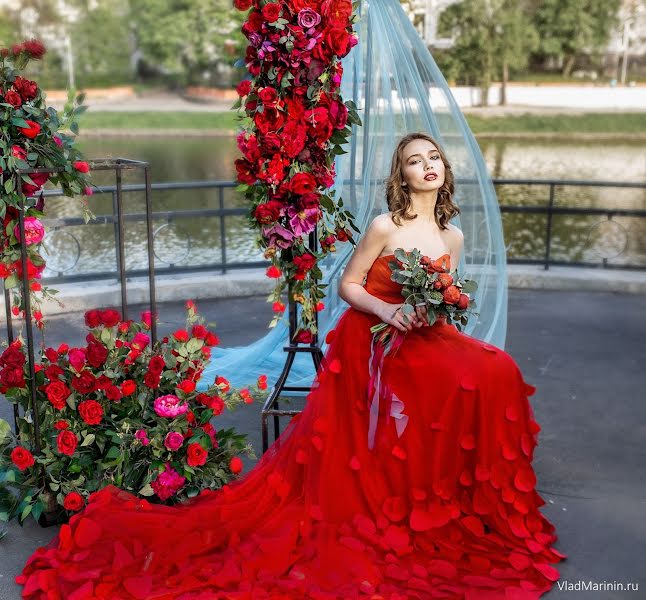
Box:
[10,117,30,128]
[66,394,77,411]
[393,248,409,264]
[426,311,437,326]
[461,279,478,294]
[3,273,19,289]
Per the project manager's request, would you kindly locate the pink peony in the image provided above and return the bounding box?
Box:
[135,429,150,446]
[151,463,186,501]
[13,217,45,246]
[164,431,184,451]
[154,394,188,418]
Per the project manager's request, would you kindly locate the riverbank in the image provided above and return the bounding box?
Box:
[74,110,646,139]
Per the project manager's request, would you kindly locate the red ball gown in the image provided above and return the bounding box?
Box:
[18,254,566,599]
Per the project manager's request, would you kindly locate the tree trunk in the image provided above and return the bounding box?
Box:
[500,59,508,106]
[480,83,490,107]
[562,54,576,78]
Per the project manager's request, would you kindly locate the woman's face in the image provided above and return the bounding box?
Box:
[400,138,446,193]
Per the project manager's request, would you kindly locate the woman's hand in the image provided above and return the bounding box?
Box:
[375,302,423,332]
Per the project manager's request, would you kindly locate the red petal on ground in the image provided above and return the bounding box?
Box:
[460,433,476,450]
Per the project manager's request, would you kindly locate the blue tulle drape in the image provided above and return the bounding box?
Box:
[200,0,507,392]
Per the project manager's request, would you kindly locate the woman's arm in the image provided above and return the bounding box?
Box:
[338,214,392,317]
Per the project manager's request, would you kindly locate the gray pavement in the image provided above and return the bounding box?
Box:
[1,288,645,598]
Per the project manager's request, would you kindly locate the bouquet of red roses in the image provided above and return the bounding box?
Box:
[370,247,478,337]
[364,248,478,449]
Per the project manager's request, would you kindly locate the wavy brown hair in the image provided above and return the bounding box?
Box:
[385,133,460,230]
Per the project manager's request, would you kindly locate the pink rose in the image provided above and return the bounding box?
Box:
[68,348,86,372]
[298,8,321,29]
[135,429,150,446]
[13,217,45,245]
[164,431,184,451]
[154,394,188,418]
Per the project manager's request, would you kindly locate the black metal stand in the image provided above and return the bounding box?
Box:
[260,230,324,453]
[3,158,157,443]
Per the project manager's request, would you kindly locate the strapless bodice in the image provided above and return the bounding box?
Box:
[364,253,451,304]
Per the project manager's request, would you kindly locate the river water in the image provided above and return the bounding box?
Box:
[39,135,646,277]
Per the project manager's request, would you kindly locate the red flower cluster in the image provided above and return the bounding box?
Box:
[0,303,269,522]
[233,0,360,341]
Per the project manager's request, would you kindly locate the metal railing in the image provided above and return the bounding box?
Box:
[36,177,646,284]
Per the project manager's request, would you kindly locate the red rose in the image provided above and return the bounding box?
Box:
[0,367,25,389]
[442,285,461,305]
[63,491,84,511]
[86,342,108,368]
[229,456,244,474]
[254,200,284,225]
[261,2,282,22]
[233,0,253,10]
[325,27,351,56]
[45,381,71,410]
[288,172,318,195]
[191,325,208,339]
[236,79,252,96]
[258,87,278,106]
[73,161,90,173]
[13,76,38,101]
[78,399,103,425]
[172,329,189,343]
[45,364,64,380]
[121,379,137,396]
[143,372,160,389]
[1,343,25,369]
[71,370,96,394]
[5,90,22,107]
[10,446,35,471]
[100,309,121,327]
[105,385,122,402]
[54,420,69,430]
[281,121,307,158]
[437,273,454,289]
[457,294,469,310]
[84,310,102,328]
[11,145,27,160]
[18,120,40,139]
[57,430,78,455]
[177,380,196,394]
[215,376,230,392]
[205,332,219,347]
[23,39,46,59]
[293,253,317,273]
[95,375,111,390]
[293,330,314,344]
[148,355,165,375]
[68,348,86,372]
[235,158,257,185]
[186,443,208,467]
[330,100,349,130]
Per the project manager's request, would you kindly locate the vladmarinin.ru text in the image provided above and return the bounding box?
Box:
[557,580,640,592]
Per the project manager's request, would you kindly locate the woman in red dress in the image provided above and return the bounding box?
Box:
[18,134,566,599]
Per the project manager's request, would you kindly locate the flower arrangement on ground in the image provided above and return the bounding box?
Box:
[0,301,268,525]
[233,0,362,343]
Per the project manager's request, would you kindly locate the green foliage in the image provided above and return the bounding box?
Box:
[438,0,538,104]
[533,0,622,76]
[128,0,247,86]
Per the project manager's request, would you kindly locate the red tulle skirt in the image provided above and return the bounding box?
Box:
[18,306,566,599]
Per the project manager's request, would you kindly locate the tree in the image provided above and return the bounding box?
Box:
[128,0,247,87]
[534,0,621,77]
[438,0,537,106]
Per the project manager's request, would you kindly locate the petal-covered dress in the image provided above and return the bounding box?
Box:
[18,254,566,600]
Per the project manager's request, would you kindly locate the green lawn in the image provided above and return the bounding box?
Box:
[78,110,646,135]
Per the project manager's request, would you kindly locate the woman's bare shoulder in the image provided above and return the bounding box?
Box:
[445,222,464,242]
[367,212,397,234]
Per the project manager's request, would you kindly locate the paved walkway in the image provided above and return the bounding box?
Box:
[1,288,645,598]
